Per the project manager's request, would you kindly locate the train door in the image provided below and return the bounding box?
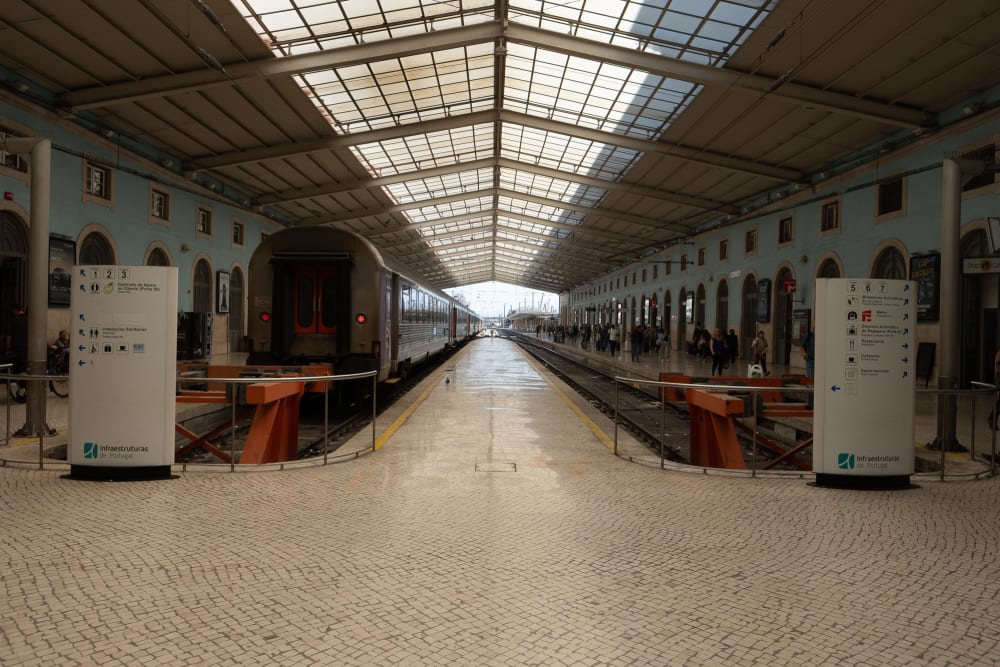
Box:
[287,264,344,358]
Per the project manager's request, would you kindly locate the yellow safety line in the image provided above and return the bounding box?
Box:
[516,347,618,453]
[374,344,473,450]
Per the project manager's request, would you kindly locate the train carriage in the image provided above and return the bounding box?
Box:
[247,226,481,381]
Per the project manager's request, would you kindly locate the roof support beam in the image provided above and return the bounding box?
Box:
[197,106,793,182]
[260,153,736,214]
[197,111,497,170]
[61,23,503,110]
[505,24,932,129]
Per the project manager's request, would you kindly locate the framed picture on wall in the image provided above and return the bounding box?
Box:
[216,270,230,314]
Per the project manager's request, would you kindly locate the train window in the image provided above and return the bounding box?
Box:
[297,276,313,328]
[401,285,409,323]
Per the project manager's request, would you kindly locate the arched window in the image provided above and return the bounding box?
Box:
[147,247,170,266]
[79,231,114,265]
[872,247,907,279]
[192,259,212,313]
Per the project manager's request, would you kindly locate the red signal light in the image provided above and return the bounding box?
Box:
[260,312,271,322]
[355,313,367,324]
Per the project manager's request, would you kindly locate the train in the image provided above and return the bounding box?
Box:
[246,226,484,380]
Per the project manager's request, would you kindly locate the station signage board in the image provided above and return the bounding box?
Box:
[68,266,179,480]
[813,278,915,489]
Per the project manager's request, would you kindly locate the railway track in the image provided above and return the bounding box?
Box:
[508,333,691,463]
[507,332,813,470]
[174,341,474,464]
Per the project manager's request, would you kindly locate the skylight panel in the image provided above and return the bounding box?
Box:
[351,123,494,178]
[385,168,493,205]
[404,196,493,223]
[499,168,606,207]
[502,124,642,181]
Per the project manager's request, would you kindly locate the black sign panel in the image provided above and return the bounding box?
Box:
[48,235,75,307]
[909,253,939,321]
[756,279,771,323]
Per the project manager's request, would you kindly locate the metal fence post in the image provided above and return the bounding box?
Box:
[751,387,759,478]
[230,395,237,473]
[323,380,330,465]
[660,395,665,469]
[613,380,619,456]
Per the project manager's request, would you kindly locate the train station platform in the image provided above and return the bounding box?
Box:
[2,337,999,665]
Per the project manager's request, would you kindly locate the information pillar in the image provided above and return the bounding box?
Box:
[813,279,915,489]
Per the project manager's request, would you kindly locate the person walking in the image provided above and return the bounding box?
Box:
[631,326,643,362]
[751,330,770,376]
[725,328,739,365]
[710,328,728,376]
[799,328,815,378]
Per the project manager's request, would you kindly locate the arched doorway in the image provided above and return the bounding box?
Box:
[961,230,993,386]
[715,279,729,332]
[695,283,706,328]
[817,258,841,278]
[663,290,672,348]
[871,246,907,279]
[649,292,658,328]
[79,231,115,265]
[146,247,170,266]
[774,267,795,365]
[677,287,687,352]
[741,275,758,360]
[0,211,28,337]
[229,266,245,353]
[193,259,212,313]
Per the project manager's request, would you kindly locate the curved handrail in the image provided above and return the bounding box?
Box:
[1,369,379,471]
[610,374,997,480]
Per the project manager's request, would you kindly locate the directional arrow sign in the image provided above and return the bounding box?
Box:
[901,357,909,364]
[78,345,87,352]
[79,314,86,321]
[831,385,841,392]
[77,360,87,367]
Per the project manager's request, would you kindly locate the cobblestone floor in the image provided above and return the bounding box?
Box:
[1,338,999,666]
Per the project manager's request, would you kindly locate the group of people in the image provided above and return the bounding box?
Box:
[688,323,742,376]
[565,323,670,361]
[543,320,820,379]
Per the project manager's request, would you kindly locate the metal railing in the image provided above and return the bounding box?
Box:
[612,376,997,481]
[1,368,378,472]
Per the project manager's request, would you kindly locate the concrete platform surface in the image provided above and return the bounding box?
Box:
[1,337,999,666]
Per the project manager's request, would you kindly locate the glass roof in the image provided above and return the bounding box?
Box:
[237,0,775,289]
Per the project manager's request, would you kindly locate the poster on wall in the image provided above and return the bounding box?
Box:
[909,253,939,321]
[216,270,230,314]
[48,235,75,307]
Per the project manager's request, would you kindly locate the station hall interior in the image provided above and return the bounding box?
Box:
[2,1,1000,664]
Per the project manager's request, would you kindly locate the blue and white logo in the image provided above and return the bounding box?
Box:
[83,442,99,459]
[837,452,855,470]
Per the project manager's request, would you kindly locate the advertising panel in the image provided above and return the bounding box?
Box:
[813,278,915,488]
[68,266,179,479]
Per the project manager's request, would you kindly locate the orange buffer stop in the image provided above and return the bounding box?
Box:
[686,388,747,469]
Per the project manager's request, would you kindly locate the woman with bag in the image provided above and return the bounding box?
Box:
[751,330,770,376]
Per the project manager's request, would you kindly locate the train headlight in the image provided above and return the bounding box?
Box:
[355,313,367,325]
[260,312,271,322]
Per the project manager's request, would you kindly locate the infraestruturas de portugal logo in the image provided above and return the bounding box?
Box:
[80,441,150,461]
[837,452,900,471]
